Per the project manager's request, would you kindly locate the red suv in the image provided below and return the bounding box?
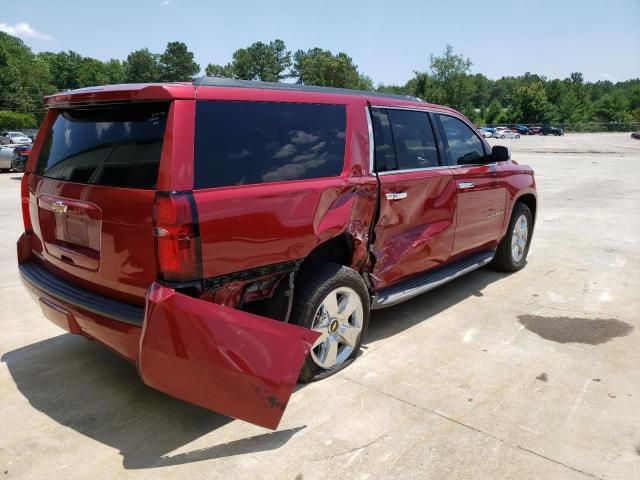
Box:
[17,78,536,429]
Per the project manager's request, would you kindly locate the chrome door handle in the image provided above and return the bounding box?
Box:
[386,192,408,200]
[458,182,475,190]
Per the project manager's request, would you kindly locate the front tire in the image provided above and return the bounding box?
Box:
[492,203,533,272]
[291,261,370,382]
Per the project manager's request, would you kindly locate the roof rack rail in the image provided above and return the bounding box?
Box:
[192,76,422,103]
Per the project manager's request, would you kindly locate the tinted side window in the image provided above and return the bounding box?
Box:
[194,102,346,188]
[370,108,397,172]
[437,114,487,165]
[387,109,439,170]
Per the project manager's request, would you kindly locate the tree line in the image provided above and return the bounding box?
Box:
[1,32,638,130]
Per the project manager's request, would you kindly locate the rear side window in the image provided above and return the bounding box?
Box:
[387,109,439,170]
[36,102,169,189]
[437,114,488,165]
[370,109,397,172]
[370,108,440,172]
[194,101,346,189]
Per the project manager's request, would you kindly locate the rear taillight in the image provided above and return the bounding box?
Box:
[152,192,202,283]
[20,173,32,232]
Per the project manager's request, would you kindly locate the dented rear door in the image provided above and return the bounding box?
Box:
[139,283,320,429]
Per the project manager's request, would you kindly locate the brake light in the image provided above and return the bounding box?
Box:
[153,192,202,282]
[20,173,32,232]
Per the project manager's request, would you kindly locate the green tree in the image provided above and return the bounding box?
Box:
[422,45,474,110]
[0,110,37,128]
[512,81,549,123]
[103,59,125,84]
[376,84,410,96]
[159,42,200,82]
[37,51,83,91]
[77,58,111,86]
[0,33,54,119]
[292,48,372,90]
[124,48,160,83]
[484,99,504,124]
[204,63,233,78]
[228,39,291,81]
[594,92,632,123]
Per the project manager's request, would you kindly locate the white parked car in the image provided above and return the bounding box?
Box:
[493,128,520,139]
[0,131,32,145]
[478,128,493,138]
[0,145,15,172]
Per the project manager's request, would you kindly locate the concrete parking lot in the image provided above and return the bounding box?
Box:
[0,132,638,479]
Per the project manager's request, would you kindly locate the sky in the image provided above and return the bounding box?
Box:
[2,0,639,85]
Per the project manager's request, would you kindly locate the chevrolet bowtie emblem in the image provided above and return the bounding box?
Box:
[51,201,68,214]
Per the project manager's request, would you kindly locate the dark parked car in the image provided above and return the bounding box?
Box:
[18,78,537,429]
[11,144,31,172]
[540,126,564,136]
[632,131,640,140]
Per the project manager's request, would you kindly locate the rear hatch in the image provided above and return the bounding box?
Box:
[29,102,170,305]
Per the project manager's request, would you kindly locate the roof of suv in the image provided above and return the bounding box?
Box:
[193,76,423,103]
[44,77,454,114]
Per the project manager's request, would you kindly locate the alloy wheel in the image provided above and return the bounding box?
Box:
[310,287,363,369]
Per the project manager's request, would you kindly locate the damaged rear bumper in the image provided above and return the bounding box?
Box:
[18,253,319,429]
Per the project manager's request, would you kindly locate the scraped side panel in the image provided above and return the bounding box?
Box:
[139,283,320,429]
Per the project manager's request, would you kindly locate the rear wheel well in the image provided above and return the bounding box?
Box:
[241,235,355,322]
[300,234,354,271]
[516,194,537,225]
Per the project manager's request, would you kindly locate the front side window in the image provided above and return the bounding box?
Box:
[437,114,488,165]
[194,101,346,189]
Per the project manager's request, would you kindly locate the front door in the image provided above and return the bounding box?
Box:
[434,114,508,257]
[369,107,457,290]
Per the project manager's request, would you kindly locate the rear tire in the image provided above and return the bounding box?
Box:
[291,261,370,382]
[492,202,533,272]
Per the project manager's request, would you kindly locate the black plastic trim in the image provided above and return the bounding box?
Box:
[202,259,303,291]
[19,262,144,326]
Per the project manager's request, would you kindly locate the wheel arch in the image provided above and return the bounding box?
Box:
[515,193,537,226]
[298,233,355,274]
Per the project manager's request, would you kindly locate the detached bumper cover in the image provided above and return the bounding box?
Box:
[140,283,319,429]
[19,256,319,430]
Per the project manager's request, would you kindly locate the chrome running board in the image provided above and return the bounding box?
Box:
[371,250,495,309]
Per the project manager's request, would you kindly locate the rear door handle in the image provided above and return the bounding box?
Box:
[386,192,408,200]
[458,182,475,190]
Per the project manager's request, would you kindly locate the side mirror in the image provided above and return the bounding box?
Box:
[492,145,510,162]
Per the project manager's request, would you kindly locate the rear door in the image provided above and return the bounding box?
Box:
[369,107,457,289]
[28,102,172,305]
[435,113,507,257]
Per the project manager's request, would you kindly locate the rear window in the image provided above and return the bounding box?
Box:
[36,102,169,189]
[194,101,346,189]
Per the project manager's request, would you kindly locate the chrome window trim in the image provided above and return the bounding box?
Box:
[377,165,450,176]
[376,163,497,176]
[370,105,434,113]
[365,106,375,175]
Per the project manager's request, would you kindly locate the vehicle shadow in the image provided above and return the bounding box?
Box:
[1,335,304,469]
[365,266,508,344]
[1,266,507,470]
